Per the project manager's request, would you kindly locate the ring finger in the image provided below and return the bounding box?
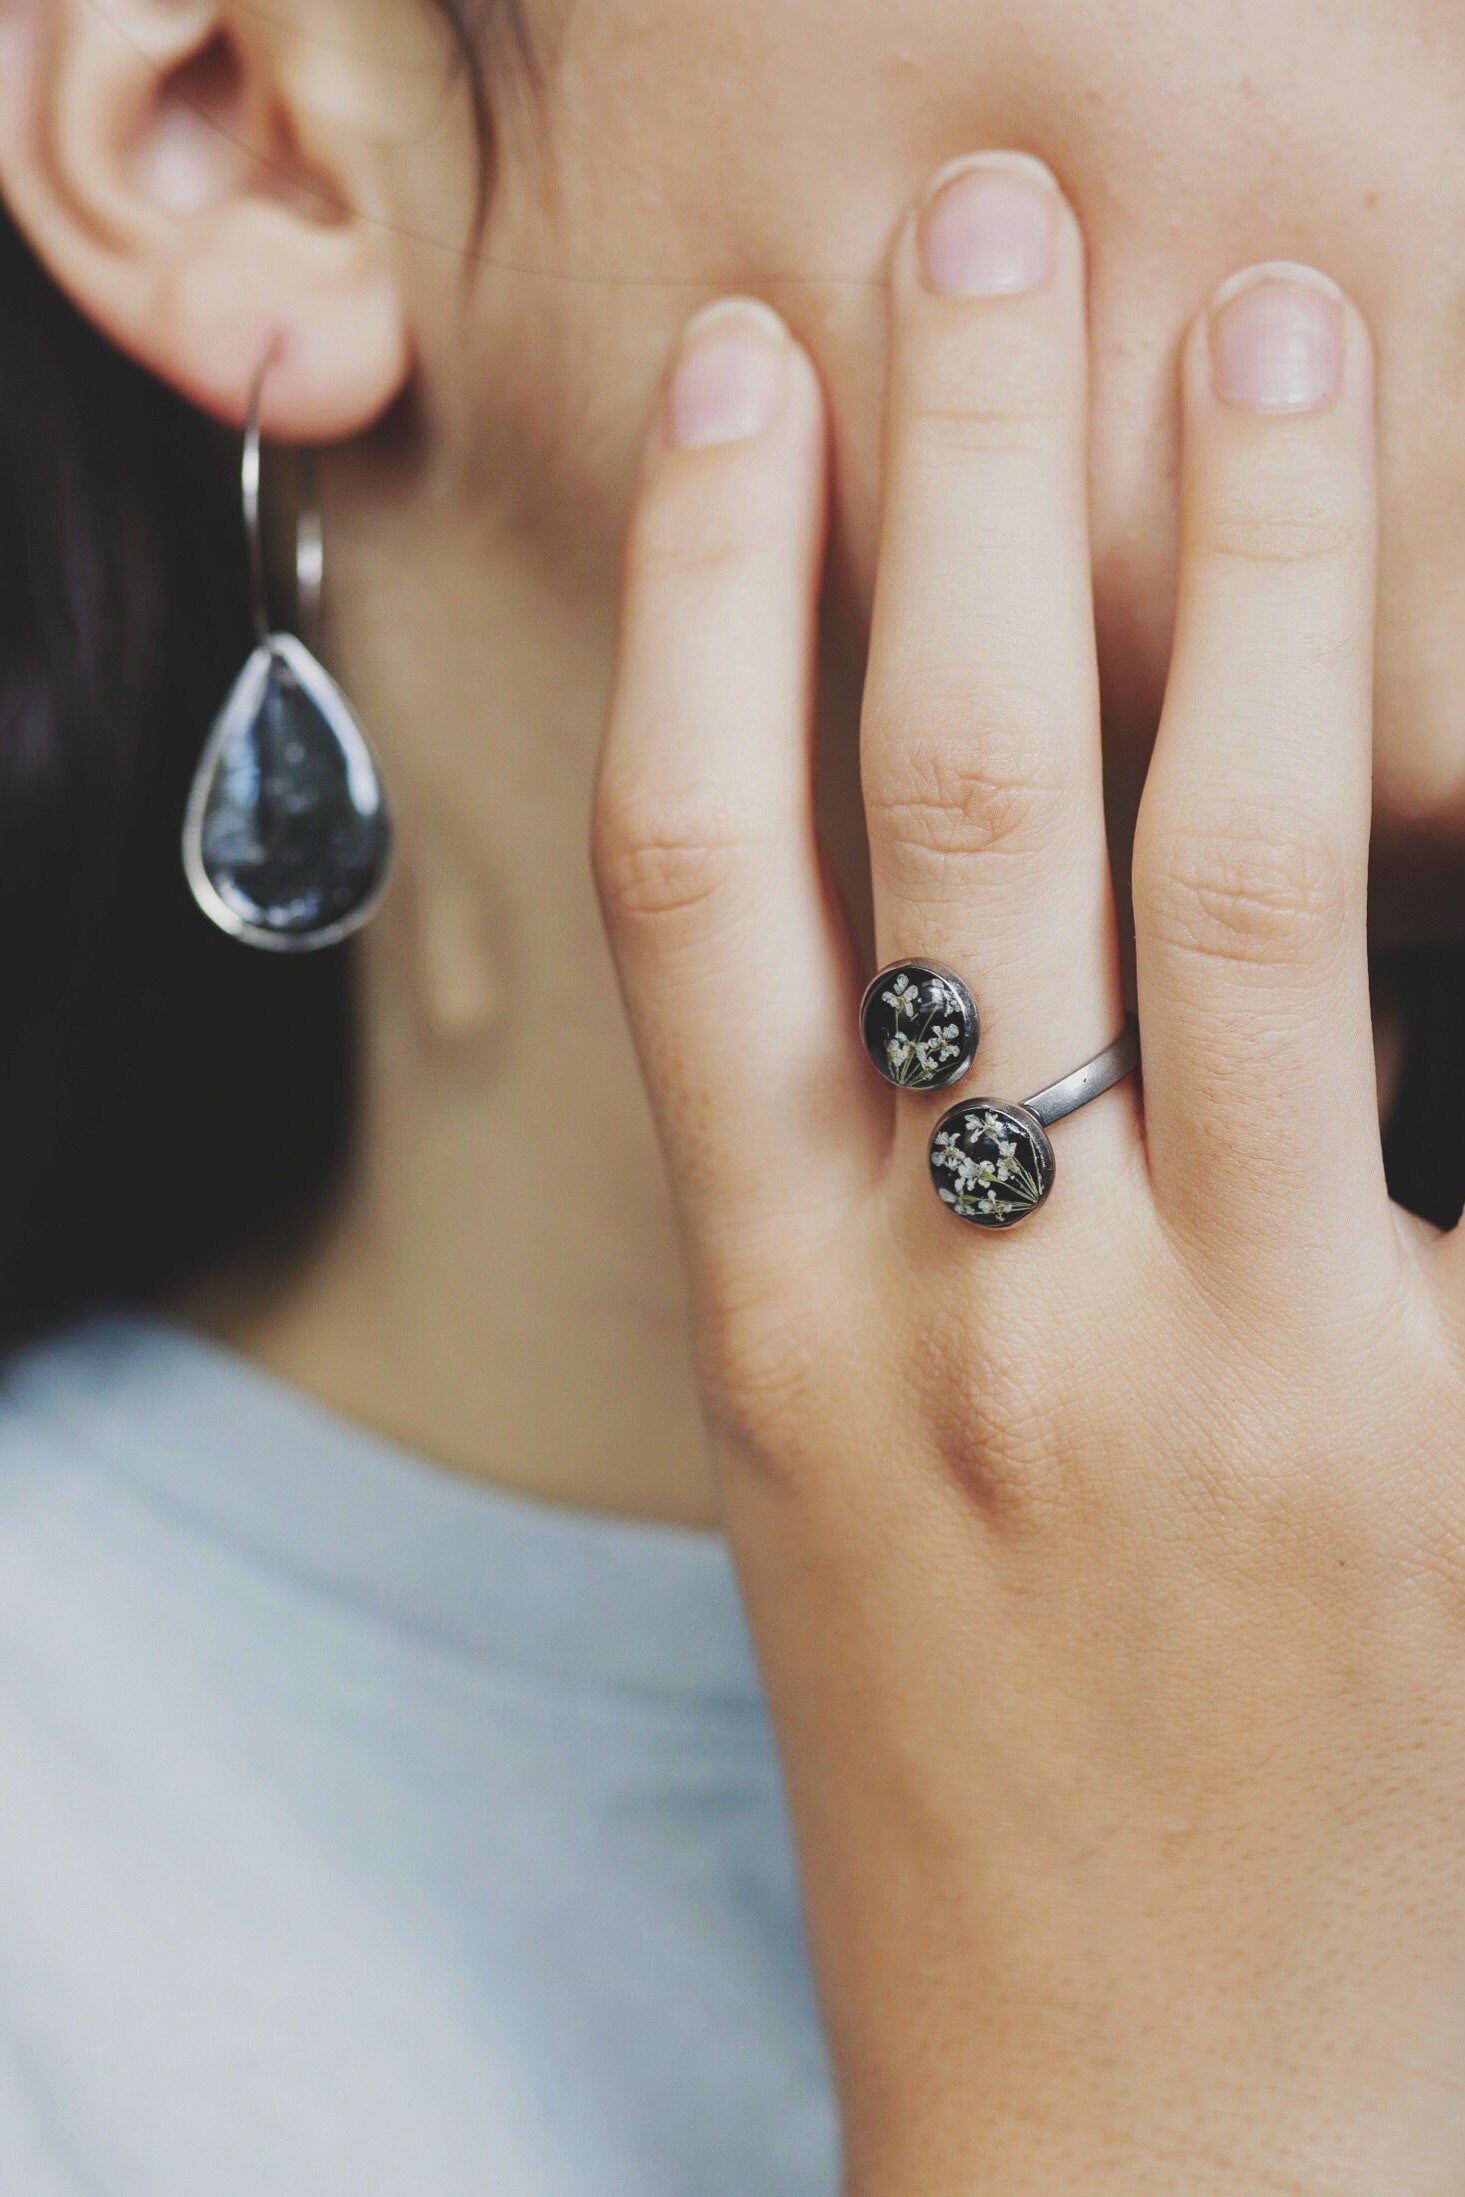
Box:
[1134,265,1384,1277]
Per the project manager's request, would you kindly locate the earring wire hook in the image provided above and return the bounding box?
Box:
[242,348,323,648]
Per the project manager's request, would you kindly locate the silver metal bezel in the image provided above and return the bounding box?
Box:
[859,959,981,1092]
[181,631,392,954]
[928,1098,1056,1228]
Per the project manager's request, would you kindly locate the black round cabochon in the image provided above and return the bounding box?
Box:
[860,962,979,1091]
[928,1101,1055,1228]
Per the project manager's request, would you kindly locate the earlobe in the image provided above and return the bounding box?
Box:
[0,0,410,439]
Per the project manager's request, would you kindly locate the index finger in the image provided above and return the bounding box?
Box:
[594,299,875,1245]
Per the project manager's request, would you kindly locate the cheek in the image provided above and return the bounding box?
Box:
[1370,528,1465,941]
[1372,400,1465,832]
[446,70,1465,946]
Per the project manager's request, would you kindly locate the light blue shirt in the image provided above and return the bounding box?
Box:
[0,1314,838,2195]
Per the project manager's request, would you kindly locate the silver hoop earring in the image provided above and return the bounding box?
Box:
[181,355,392,951]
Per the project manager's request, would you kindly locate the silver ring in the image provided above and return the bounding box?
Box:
[928,1018,1139,1230]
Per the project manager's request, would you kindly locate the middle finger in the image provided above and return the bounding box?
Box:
[862,153,1123,1126]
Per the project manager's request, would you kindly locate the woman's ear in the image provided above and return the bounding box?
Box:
[0,0,411,437]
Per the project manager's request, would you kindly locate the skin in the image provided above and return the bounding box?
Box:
[2,0,1465,2185]
[3,0,1460,1519]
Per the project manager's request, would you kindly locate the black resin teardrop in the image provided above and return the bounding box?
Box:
[182,634,391,951]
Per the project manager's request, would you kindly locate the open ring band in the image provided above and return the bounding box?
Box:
[928,1017,1140,1231]
[1022,1019,1141,1127]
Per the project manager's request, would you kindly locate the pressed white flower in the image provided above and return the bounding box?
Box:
[886,1035,913,1070]
[882,974,921,1021]
[934,1134,980,1192]
[962,1107,1010,1142]
[936,1110,1043,1220]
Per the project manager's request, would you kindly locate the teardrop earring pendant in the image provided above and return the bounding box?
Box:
[181,355,392,951]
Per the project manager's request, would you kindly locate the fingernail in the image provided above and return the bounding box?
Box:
[1208,263,1345,415]
[664,298,788,449]
[918,153,1060,299]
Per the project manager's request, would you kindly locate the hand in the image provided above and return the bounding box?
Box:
[593,153,1465,2195]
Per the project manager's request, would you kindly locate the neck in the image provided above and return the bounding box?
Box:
[187,450,720,1529]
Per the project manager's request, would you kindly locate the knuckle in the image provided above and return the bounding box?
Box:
[592,790,751,931]
[865,723,1071,876]
[630,521,761,593]
[697,1331,815,1487]
[695,1273,840,1492]
[1196,493,1361,571]
[1137,804,1351,974]
[906,1309,1087,1537]
[627,465,767,596]
[1404,1473,1465,1634]
[900,320,1057,458]
[903,399,1048,460]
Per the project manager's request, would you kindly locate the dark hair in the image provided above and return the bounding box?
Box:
[0,3,521,1352]
[0,11,1459,1359]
